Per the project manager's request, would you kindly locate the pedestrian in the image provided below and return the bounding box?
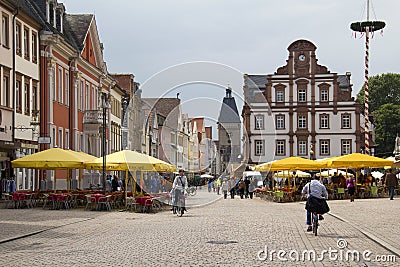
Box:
[117,177,123,191]
[208,179,212,192]
[347,175,355,202]
[229,178,236,199]
[244,178,250,198]
[216,178,222,195]
[172,169,188,214]
[248,178,256,199]
[238,178,245,199]
[111,175,119,192]
[384,169,398,200]
[221,179,230,199]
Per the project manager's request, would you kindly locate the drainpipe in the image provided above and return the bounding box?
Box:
[12,6,19,145]
[68,57,77,150]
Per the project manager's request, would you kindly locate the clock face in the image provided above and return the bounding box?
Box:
[299,54,306,61]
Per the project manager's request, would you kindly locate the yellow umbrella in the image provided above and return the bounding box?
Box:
[255,157,326,171]
[11,147,85,169]
[68,150,98,162]
[84,149,176,208]
[327,153,394,169]
[84,149,177,172]
[67,150,98,190]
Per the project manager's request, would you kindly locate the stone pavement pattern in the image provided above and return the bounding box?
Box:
[0,194,398,267]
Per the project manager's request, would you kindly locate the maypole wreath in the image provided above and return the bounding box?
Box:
[350,21,385,32]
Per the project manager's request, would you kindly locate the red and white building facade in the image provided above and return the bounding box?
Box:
[242,39,362,164]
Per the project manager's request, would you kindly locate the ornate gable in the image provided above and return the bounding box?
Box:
[81,16,106,72]
[275,39,330,76]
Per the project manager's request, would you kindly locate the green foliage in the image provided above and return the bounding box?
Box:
[356,73,400,156]
[374,104,400,156]
[356,73,400,113]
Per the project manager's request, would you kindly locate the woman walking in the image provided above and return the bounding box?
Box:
[347,175,355,202]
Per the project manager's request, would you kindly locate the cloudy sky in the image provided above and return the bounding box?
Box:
[63,0,399,131]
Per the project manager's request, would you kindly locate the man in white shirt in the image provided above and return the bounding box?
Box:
[172,169,188,213]
[302,176,329,232]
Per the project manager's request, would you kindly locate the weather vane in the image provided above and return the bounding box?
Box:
[350,0,385,155]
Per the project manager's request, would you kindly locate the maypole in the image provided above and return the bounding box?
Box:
[350,0,385,155]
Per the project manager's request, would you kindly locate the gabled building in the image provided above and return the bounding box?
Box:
[142,97,181,167]
[141,98,159,157]
[0,0,41,190]
[111,74,142,152]
[242,39,361,164]
[20,0,116,189]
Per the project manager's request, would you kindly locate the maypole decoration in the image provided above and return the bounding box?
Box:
[350,0,385,155]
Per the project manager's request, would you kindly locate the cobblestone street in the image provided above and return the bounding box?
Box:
[0,191,398,266]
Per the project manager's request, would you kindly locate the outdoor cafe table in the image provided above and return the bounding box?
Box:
[47,193,69,209]
[12,192,32,208]
[134,196,153,212]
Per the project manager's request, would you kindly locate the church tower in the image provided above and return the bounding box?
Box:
[218,86,241,174]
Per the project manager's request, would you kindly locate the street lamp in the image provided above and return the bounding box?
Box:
[101,92,110,194]
[309,144,314,160]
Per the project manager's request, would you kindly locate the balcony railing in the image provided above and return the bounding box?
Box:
[83,110,104,124]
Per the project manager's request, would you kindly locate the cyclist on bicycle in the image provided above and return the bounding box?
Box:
[302,175,329,232]
[172,169,188,214]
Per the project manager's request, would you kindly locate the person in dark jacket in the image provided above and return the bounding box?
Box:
[385,169,398,200]
[112,175,119,192]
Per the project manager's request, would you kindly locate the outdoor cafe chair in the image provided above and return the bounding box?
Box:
[84,194,95,210]
[42,194,50,209]
[98,195,112,211]
[1,193,13,209]
[68,194,78,209]
[126,197,139,212]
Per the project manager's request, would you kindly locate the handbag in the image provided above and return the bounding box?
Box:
[305,183,330,214]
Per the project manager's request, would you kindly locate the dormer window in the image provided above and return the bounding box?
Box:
[48,2,55,26]
[56,3,65,33]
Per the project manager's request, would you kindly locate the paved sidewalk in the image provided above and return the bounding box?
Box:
[0,196,398,266]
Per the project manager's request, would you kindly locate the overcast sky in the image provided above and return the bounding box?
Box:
[63,0,399,132]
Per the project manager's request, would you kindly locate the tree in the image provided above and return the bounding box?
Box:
[356,73,400,156]
[374,103,400,157]
[356,73,400,114]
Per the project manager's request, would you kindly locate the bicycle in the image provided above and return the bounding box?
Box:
[312,211,319,236]
[185,186,197,196]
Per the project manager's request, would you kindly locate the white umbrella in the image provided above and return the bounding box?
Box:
[316,169,354,177]
[370,171,384,179]
[275,170,311,178]
[200,174,214,178]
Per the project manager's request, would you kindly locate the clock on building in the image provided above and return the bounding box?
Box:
[298,54,306,61]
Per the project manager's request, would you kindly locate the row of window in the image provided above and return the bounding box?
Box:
[16,79,38,115]
[51,127,70,150]
[54,67,70,106]
[1,13,38,63]
[53,66,102,111]
[254,139,352,157]
[274,88,329,103]
[255,114,352,130]
[6,72,38,115]
[111,122,122,152]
